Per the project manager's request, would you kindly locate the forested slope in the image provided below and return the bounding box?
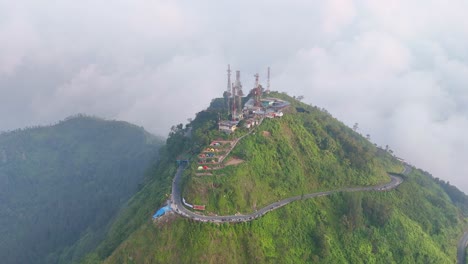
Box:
[82,94,468,263]
[0,115,162,264]
[104,169,465,263]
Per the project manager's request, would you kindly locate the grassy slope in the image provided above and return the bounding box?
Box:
[102,169,465,263]
[82,93,467,263]
[80,144,182,263]
[183,92,399,215]
[184,116,393,215]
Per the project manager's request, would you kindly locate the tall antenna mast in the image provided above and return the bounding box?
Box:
[254,73,259,88]
[231,70,243,121]
[226,64,232,115]
[227,64,231,92]
[235,70,241,87]
[267,67,271,93]
[254,73,261,107]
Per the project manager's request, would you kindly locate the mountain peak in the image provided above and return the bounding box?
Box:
[81,91,468,264]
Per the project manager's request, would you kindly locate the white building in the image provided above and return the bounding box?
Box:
[219,121,238,133]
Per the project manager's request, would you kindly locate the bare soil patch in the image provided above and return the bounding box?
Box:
[225,157,245,166]
[262,131,271,137]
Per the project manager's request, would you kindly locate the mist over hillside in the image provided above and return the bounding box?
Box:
[0,115,163,264]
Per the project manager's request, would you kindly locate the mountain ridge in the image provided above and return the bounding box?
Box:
[0,115,163,264]
[81,92,468,263]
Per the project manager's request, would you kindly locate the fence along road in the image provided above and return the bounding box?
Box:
[170,164,406,223]
[172,162,467,263]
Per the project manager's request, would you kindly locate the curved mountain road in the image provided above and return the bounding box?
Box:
[170,165,405,223]
[170,162,467,262]
[457,232,468,264]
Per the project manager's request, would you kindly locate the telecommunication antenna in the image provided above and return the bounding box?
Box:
[267,67,271,93]
[226,65,232,114]
[227,64,231,92]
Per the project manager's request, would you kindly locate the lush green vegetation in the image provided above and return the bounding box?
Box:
[80,122,192,263]
[0,115,162,264]
[184,92,400,215]
[432,173,468,216]
[81,93,468,263]
[100,168,465,263]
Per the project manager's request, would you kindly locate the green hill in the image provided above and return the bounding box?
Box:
[82,93,468,263]
[0,115,163,264]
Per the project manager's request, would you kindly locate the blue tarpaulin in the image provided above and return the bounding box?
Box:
[152,205,171,219]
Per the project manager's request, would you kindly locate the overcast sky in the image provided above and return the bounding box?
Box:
[1,1,468,192]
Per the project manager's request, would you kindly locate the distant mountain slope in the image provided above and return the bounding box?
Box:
[0,115,163,264]
[82,93,468,263]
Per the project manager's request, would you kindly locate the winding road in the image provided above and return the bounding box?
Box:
[169,143,468,262]
[457,232,468,264]
[170,164,405,223]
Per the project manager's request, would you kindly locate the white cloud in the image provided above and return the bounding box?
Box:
[1,1,468,191]
[0,15,38,75]
[320,0,357,34]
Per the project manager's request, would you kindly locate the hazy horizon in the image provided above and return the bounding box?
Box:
[2,1,468,192]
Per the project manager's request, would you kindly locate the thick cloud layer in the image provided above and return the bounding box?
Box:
[1,1,468,191]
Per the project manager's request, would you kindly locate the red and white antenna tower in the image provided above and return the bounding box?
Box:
[226,64,232,114]
[266,67,271,93]
[227,64,231,92]
[254,73,262,107]
[231,70,243,120]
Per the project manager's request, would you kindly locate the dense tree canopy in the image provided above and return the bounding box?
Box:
[0,115,162,264]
